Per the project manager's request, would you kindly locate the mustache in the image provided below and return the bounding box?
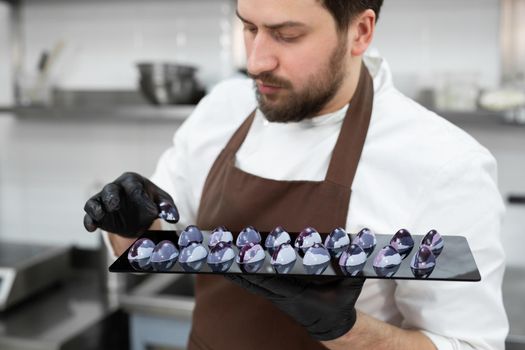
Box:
[248,72,293,89]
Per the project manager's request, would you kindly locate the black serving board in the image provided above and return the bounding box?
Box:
[109,230,481,281]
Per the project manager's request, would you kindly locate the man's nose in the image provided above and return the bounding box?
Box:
[246,34,278,76]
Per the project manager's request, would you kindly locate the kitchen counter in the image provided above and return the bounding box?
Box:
[434,109,524,128]
[0,248,128,350]
[120,274,194,319]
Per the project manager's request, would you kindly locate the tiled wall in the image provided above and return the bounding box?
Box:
[16,0,501,96]
[0,113,182,248]
[21,0,236,90]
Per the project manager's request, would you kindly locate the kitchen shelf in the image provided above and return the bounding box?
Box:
[428,108,525,128]
[2,105,195,123]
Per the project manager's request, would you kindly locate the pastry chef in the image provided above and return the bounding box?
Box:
[83,1,508,349]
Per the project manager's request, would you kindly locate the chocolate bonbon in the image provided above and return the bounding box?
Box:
[325,227,350,258]
[179,242,208,272]
[294,227,322,257]
[410,245,436,278]
[209,226,233,249]
[236,226,262,249]
[128,238,156,270]
[353,228,376,257]
[389,229,414,259]
[265,226,292,256]
[303,243,330,275]
[178,225,204,248]
[236,242,265,273]
[373,245,402,277]
[150,240,179,271]
[421,229,444,257]
[207,242,235,272]
[339,243,367,276]
[271,243,297,274]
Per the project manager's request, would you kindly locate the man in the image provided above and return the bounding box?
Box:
[84,1,508,349]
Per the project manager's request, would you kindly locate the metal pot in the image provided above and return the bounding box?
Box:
[137,62,205,105]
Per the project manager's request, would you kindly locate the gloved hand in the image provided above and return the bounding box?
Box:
[226,274,364,341]
[83,172,179,238]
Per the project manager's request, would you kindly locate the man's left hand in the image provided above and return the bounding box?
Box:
[226,274,364,341]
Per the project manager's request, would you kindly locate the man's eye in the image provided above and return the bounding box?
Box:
[243,25,258,34]
[273,32,301,43]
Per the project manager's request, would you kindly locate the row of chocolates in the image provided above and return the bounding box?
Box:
[126,225,444,278]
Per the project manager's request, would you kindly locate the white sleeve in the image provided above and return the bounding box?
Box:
[395,150,508,350]
[149,93,216,231]
[149,77,256,231]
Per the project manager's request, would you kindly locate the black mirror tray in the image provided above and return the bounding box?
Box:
[109,229,481,282]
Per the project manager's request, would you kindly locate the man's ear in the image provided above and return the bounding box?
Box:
[349,9,376,57]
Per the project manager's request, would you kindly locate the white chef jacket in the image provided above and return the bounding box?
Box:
[149,55,508,350]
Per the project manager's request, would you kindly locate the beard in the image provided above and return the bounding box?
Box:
[250,38,348,123]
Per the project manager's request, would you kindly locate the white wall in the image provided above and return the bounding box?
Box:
[373,0,501,98]
[17,0,502,95]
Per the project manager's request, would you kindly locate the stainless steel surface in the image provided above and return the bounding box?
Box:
[137,63,205,106]
[7,105,194,123]
[8,0,23,107]
[432,108,525,128]
[2,88,196,122]
[0,242,71,311]
[504,267,525,349]
[120,274,195,320]
[0,245,128,350]
[0,268,115,350]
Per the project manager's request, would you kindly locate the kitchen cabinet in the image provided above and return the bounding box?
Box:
[120,275,194,350]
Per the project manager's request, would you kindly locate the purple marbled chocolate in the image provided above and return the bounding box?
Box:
[178,225,203,248]
[421,229,444,257]
[389,229,414,259]
[352,228,376,257]
[236,226,262,249]
[265,226,291,255]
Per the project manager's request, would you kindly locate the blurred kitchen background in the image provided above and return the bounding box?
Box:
[0,0,524,349]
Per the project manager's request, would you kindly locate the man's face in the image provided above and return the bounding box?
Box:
[237,0,349,123]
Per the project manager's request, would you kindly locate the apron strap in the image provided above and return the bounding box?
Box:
[223,110,257,153]
[325,64,374,187]
[221,63,374,189]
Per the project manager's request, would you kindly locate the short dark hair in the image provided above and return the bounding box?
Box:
[318,0,384,32]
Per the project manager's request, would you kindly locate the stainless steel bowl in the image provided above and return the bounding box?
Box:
[137,62,205,105]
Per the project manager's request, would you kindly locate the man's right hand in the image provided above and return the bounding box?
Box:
[83,172,179,238]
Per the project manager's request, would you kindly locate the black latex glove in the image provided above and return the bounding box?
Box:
[226,274,364,341]
[83,172,179,238]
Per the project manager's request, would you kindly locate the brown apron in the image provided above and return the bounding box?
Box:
[189,64,374,350]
